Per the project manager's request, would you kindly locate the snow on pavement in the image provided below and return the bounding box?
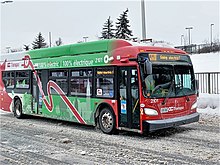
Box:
[197,93,220,116]
[190,52,220,116]
[0,109,12,114]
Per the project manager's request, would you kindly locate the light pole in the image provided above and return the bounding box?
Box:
[181,34,184,46]
[49,32,52,47]
[210,23,214,50]
[141,0,147,41]
[83,37,88,42]
[185,27,193,45]
[6,46,11,53]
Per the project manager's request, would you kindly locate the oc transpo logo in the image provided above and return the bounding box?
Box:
[104,55,114,64]
[161,106,184,113]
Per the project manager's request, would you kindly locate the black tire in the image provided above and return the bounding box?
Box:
[14,99,23,119]
[99,108,116,134]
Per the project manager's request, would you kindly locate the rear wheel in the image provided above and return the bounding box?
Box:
[99,108,116,134]
[14,99,23,119]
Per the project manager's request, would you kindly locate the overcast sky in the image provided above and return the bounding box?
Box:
[0,0,219,52]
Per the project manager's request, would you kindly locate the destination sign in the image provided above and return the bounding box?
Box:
[97,70,114,75]
[148,53,191,63]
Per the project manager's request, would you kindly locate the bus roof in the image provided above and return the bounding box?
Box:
[28,39,131,59]
[1,39,187,62]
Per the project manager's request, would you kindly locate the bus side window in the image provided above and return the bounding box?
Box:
[49,70,68,95]
[70,69,92,96]
[3,71,15,89]
[95,67,114,98]
[15,71,30,89]
[96,77,114,97]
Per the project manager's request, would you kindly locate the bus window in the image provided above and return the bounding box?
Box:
[174,66,195,96]
[3,71,15,89]
[4,78,15,89]
[15,79,30,89]
[95,67,114,98]
[70,69,92,96]
[49,70,68,94]
[15,71,30,89]
[96,78,114,97]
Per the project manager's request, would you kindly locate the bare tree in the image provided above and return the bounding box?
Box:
[55,37,63,46]
[24,44,30,51]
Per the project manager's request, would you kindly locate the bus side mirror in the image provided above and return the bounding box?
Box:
[144,60,152,75]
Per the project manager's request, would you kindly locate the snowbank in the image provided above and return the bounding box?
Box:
[197,93,220,116]
[190,52,220,73]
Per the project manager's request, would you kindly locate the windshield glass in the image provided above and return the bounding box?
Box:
[174,65,195,97]
[142,65,196,98]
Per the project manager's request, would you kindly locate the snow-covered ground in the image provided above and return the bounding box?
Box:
[190,52,220,73]
[197,93,219,116]
[190,52,220,116]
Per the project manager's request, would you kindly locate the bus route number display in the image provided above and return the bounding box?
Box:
[148,53,190,63]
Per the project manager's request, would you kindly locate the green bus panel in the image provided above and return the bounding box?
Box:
[28,40,113,59]
[22,93,104,125]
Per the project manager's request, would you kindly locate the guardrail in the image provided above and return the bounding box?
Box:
[195,72,220,94]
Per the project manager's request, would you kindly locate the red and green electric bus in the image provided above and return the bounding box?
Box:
[0,39,199,134]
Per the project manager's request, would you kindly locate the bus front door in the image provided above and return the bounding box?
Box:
[118,67,140,130]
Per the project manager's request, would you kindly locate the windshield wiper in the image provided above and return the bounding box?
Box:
[162,80,174,105]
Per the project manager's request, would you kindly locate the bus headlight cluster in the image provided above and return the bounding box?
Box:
[144,108,158,116]
[191,101,198,110]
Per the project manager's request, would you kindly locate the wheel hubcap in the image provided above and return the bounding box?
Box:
[101,112,113,130]
[15,104,21,116]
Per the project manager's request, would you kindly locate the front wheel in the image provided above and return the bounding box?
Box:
[99,108,116,134]
[14,99,23,119]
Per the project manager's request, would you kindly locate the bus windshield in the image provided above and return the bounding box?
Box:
[142,65,196,98]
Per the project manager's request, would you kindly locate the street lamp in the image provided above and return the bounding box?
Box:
[181,34,185,46]
[1,1,13,4]
[185,27,193,45]
[6,46,11,53]
[141,0,147,41]
[83,37,88,42]
[49,32,52,47]
[210,23,214,50]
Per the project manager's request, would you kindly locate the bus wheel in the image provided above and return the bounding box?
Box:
[14,99,23,119]
[99,108,116,134]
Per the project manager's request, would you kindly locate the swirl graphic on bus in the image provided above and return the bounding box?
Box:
[22,55,86,124]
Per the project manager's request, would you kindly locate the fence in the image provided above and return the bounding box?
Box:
[175,42,220,54]
[195,72,220,94]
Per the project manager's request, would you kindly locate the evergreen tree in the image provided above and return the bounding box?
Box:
[115,9,133,39]
[101,16,115,39]
[32,32,47,49]
[55,37,63,46]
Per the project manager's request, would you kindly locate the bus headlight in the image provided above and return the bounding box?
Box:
[144,108,158,116]
[191,101,197,110]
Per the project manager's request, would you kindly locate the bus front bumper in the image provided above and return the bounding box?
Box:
[143,112,200,132]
